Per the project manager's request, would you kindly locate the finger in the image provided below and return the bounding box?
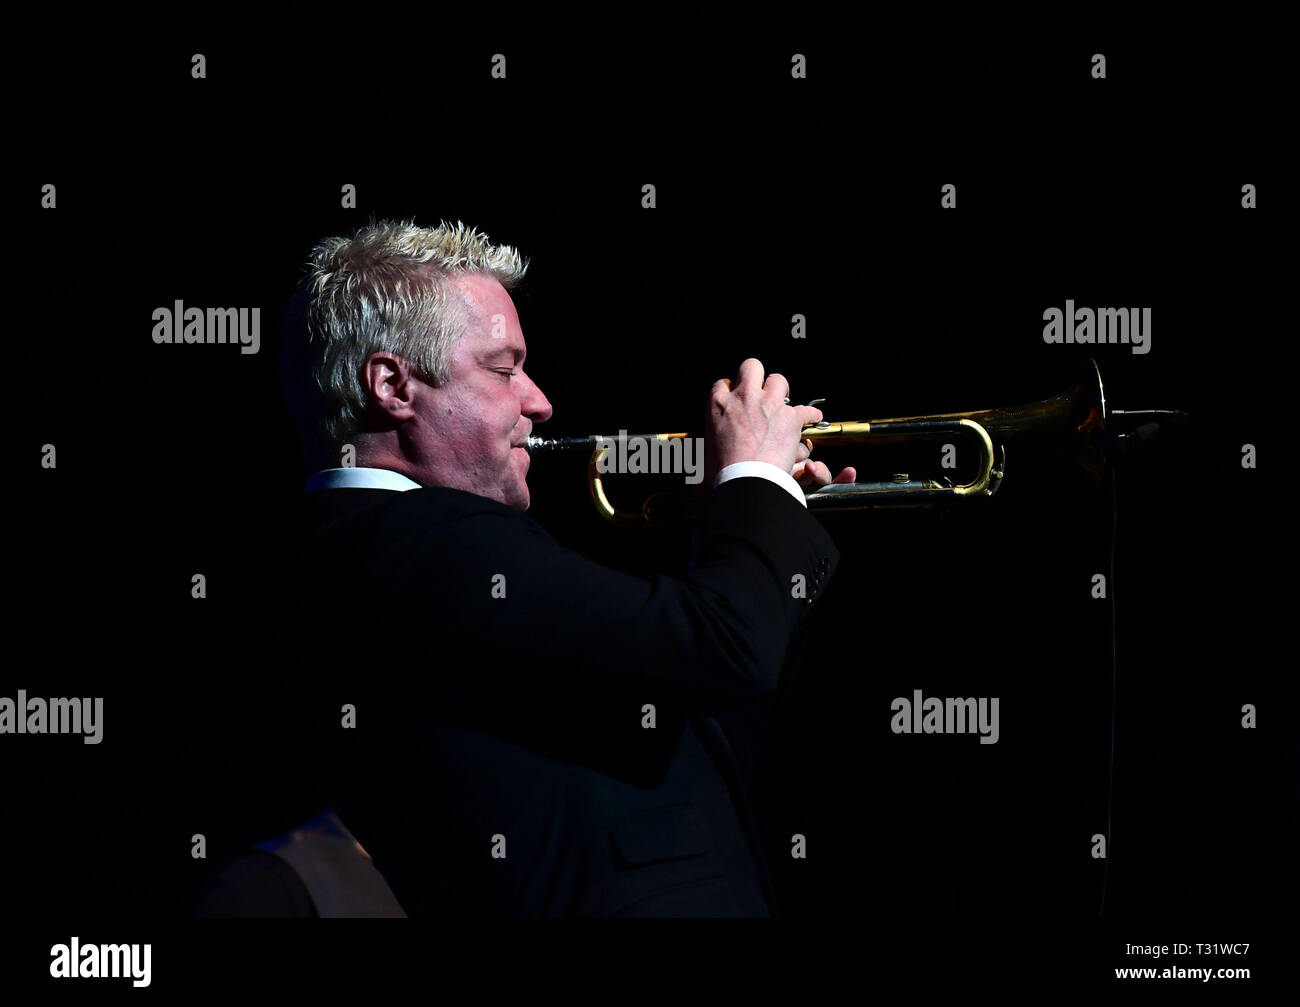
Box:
[734,358,766,394]
[763,371,790,403]
[709,377,733,414]
[832,466,857,484]
[793,404,824,429]
[794,460,831,488]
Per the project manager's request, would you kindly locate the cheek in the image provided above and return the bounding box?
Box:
[498,392,522,432]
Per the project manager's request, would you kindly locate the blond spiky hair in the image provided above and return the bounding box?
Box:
[298,217,528,447]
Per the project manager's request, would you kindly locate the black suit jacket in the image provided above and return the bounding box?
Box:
[276,474,839,916]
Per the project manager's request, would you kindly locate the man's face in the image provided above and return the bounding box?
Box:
[403,273,552,510]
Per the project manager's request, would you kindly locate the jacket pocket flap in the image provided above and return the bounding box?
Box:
[609,804,709,867]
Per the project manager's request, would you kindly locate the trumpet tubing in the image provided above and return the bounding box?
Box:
[526,359,1111,526]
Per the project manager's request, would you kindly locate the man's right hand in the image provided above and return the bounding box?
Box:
[704,358,824,485]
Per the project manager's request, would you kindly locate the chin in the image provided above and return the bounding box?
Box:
[507,484,531,512]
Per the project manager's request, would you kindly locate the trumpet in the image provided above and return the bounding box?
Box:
[526,359,1181,527]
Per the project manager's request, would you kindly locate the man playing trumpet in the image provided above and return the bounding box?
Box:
[229,218,854,917]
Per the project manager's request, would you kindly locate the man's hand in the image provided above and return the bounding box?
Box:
[705,358,827,483]
[792,445,857,493]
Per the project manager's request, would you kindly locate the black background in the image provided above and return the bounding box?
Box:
[9,4,1294,986]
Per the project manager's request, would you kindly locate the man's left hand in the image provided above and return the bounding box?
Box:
[791,438,856,491]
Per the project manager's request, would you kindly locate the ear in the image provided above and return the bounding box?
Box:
[362,352,420,422]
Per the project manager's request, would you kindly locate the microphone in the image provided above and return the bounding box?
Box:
[1103,408,1191,455]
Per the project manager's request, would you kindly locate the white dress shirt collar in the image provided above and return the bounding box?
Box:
[304,467,423,494]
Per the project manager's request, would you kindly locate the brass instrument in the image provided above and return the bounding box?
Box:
[526,359,1172,527]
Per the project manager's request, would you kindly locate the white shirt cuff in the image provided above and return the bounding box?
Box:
[713,461,807,508]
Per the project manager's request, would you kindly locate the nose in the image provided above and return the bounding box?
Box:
[520,370,553,424]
